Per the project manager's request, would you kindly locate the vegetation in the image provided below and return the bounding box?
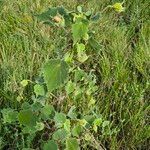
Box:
[0,0,149,150]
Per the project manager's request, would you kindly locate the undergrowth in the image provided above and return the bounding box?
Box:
[0,0,149,150]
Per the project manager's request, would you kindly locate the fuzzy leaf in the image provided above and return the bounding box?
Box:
[43,59,69,92]
[66,138,80,150]
[43,140,58,150]
[112,3,125,13]
[64,119,71,132]
[54,112,66,127]
[72,125,83,137]
[34,84,45,97]
[1,108,18,123]
[20,80,29,87]
[72,21,88,44]
[53,129,68,141]
[18,109,36,127]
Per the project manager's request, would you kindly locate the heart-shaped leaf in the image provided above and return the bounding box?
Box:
[72,21,89,44]
[34,84,45,97]
[43,140,58,150]
[43,59,69,92]
[18,109,36,127]
[52,129,68,141]
[66,138,80,150]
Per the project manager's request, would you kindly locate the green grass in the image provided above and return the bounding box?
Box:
[0,0,149,149]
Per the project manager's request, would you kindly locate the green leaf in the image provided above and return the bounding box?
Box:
[20,80,29,87]
[22,126,37,134]
[84,115,95,124]
[64,52,73,63]
[67,106,77,119]
[77,51,89,63]
[53,128,68,141]
[41,105,54,120]
[57,6,68,16]
[43,140,58,150]
[37,7,71,27]
[31,102,43,111]
[18,109,36,127]
[78,119,87,127]
[112,3,125,13]
[66,138,80,150]
[65,81,76,94]
[74,68,86,82]
[1,108,18,123]
[72,21,88,44]
[72,125,83,137]
[34,84,45,97]
[77,6,82,13]
[21,102,31,110]
[42,105,54,116]
[54,113,66,128]
[84,133,92,141]
[43,59,69,92]
[77,43,85,52]
[93,118,102,126]
[85,11,92,17]
[35,122,45,131]
[37,7,57,22]
[76,43,88,62]
[64,119,71,132]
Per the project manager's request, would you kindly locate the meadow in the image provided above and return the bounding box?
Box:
[0,0,149,149]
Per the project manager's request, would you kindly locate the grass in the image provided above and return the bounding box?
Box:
[0,0,149,149]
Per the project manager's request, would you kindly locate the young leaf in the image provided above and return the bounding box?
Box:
[34,84,45,97]
[43,59,69,92]
[21,102,31,110]
[22,126,37,134]
[35,122,45,131]
[66,138,80,150]
[65,81,76,94]
[74,68,86,82]
[112,2,125,13]
[1,108,18,123]
[43,140,58,150]
[72,21,88,44]
[64,119,71,132]
[78,119,87,127]
[77,43,85,52]
[31,102,43,111]
[77,52,89,63]
[84,133,92,141]
[64,52,73,63]
[54,112,66,127]
[77,6,82,13]
[76,43,88,62]
[20,80,29,87]
[52,128,68,141]
[93,118,102,133]
[72,125,83,137]
[67,106,77,119]
[41,105,54,118]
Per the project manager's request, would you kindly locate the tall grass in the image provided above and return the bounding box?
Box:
[0,0,149,149]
